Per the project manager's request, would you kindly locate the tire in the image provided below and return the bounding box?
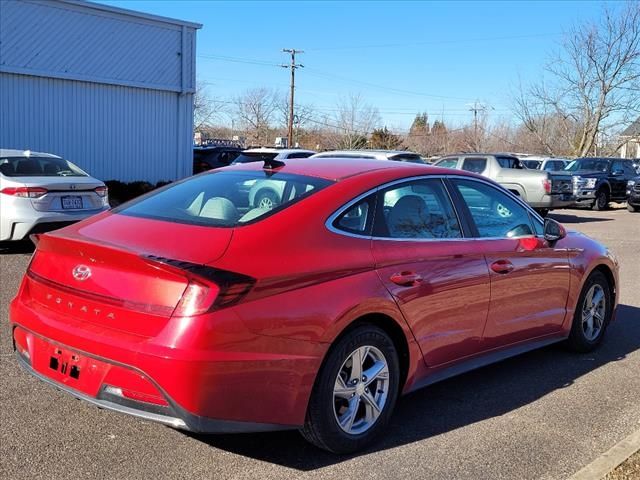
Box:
[592,188,609,211]
[565,271,612,353]
[300,325,400,454]
[535,208,550,217]
[628,203,639,212]
[254,189,278,210]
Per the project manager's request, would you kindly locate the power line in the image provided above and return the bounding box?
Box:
[305,32,562,52]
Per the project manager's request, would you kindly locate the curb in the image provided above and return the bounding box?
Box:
[568,428,640,480]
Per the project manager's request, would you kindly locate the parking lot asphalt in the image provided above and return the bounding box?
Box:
[1,206,639,480]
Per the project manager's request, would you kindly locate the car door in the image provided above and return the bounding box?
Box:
[449,177,571,349]
[372,177,491,366]
[609,160,629,200]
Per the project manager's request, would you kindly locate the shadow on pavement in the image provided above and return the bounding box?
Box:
[550,213,615,224]
[190,303,640,470]
[0,240,35,255]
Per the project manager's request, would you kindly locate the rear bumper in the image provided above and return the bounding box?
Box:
[14,345,290,433]
[528,194,575,210]
[1,207,108,241]
[9,288,322,431]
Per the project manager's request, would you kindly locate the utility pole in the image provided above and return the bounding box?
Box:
[467,101,487,152]
[281,49,303,148]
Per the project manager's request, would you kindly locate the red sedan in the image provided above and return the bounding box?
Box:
[10,158,619,453]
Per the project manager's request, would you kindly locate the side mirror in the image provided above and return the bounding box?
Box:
[544,218,566,243]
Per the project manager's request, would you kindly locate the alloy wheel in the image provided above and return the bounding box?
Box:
[582,284,606,341]
[333,345,389,435]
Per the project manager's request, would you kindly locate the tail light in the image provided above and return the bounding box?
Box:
[94,186,108,197]
[1,186,48,198]
[542,178,552,194]
[144,255,256,317]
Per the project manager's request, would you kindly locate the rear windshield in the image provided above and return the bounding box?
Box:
[116,171,333,227]
[232,152,278,164]
[0,156,87,177]
[389,153,424,163]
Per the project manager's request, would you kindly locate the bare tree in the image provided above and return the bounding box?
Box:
[514,2,640,157]
[193,83,227,132]
[327,93,381,149]
[234,88,279,145]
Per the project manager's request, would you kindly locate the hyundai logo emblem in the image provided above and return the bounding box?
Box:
[72,265,91,281]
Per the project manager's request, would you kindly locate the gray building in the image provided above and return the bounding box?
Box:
[0,0,201,182]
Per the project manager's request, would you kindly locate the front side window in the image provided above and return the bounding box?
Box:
[0,156,87,177]
[452,179,535,238]
[117,171,332,227]
[461,157,487,174]
[374,179,461,239]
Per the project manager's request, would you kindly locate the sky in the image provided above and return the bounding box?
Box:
[99,0,617,132]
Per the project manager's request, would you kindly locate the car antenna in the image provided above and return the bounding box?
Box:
[263,158,285,170]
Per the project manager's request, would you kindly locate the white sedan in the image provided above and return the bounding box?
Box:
[0,149,109,242]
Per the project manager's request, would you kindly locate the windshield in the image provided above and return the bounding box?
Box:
[565,159,609,172]
[0,156,87,177]
[232,152,278,164]
[116,170,333,227]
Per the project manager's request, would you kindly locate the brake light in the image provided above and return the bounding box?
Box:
[94,186,108,197]
[143,255,256,316]
[542,178,552,194]
[174,279,220,317]
[0,186,48,198]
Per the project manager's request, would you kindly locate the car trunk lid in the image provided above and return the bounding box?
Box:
[21,176,106,212]
[26,215,234,337]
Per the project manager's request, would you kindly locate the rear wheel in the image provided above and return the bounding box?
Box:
[301,325,400,454]
[592,188,609,211]
[565,271,612,352]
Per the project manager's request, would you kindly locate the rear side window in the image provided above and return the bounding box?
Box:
[0,156,87,177]
[461,157,487,174]
[117,171,332,227]
[496,156,521,169]
[436,158,458,168]
[333,196,375,235]
[373,179,462,239]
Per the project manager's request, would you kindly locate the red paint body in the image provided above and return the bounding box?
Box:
[9,159,620,431]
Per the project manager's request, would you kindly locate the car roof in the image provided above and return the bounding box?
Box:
[243,148,316,154]
[0,149,61,158]
[217,156,456,181]
[311,150,420,159]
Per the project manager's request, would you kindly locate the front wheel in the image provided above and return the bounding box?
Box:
[565,271,612,353]
[300,325,400,454]
[592,189,609,211]
[628,203,639,212]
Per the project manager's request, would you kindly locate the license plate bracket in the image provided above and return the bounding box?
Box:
[61,195,83,209]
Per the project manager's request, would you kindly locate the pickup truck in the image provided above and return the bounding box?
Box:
[435,153,574,216]
[560,157,638,210]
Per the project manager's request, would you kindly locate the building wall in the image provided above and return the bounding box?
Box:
[0,0,199,182]
[0,72,193,182]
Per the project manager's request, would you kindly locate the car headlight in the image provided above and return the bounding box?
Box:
[628,180,636,187]
[574,177,597,188]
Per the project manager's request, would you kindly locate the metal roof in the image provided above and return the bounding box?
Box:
[60,0,202,29]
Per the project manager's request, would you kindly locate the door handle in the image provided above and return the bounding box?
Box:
[390,271,423,286]
[490,260,514,274]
